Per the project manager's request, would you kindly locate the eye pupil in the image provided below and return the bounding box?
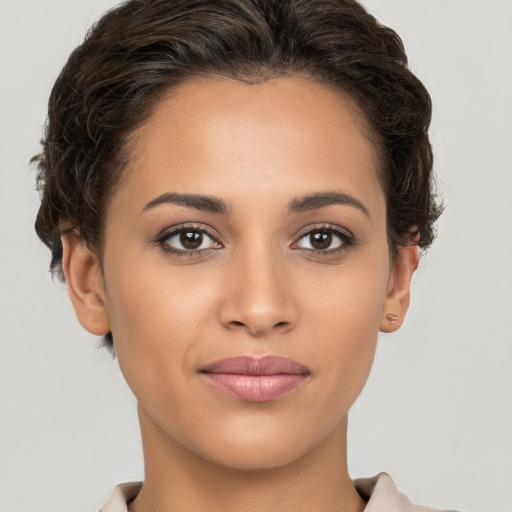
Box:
[180,231,202,249]
[311,231,332,250]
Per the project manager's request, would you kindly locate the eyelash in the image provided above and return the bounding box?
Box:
[153,223,355,258]
[293,224,355,255]
[153,224,221,258]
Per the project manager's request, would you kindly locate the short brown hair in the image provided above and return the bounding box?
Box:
[33,0,442,350]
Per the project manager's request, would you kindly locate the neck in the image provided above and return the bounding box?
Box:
[129,404,366,512]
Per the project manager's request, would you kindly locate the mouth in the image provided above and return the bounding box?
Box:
[200,355,310,402]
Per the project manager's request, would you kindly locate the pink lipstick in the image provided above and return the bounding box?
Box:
[200,355,310,402]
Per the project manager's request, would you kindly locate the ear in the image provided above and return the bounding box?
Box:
[61,230,110,336]
[379,243,419,333]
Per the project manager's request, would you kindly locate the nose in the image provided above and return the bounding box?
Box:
[217,245,299,337]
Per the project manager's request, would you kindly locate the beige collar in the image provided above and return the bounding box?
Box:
[100,473,452,512]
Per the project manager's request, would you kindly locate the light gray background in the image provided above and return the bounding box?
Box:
[1,1,511,511]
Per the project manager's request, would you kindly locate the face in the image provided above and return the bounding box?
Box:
[65,76,415,470]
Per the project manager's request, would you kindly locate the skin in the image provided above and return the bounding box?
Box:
[62,76,418,512]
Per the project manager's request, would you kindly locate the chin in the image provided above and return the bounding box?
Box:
[200,443,305,471]
[189,422,318,471]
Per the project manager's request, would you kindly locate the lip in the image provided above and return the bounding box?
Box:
[200,355,310,402]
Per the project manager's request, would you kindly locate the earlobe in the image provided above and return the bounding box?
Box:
[379,244,419,333]
[61,230,110,336]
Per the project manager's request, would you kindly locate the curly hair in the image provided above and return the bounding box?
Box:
[33,0,442,351]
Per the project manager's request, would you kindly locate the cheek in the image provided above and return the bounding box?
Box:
[106,252,212,329]
[301,256,390,401]
[304,252,390,337]
[103,259,213,381]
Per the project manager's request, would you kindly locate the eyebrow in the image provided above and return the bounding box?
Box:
[142,192,232,215]
[142,190,370,220]
[287,191,370,219]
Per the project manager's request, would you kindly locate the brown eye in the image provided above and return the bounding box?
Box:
[309,231,332,250]
[159,227,221,254]
[295,226,352,253]
[180,231,203,249]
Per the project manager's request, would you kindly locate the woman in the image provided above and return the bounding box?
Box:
[32,0,446,510]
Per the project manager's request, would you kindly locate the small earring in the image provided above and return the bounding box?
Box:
[386,313,398,323]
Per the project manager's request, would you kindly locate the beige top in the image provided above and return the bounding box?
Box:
[99,472,457,511]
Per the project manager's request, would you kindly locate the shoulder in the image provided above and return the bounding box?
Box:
[98,481,142,512]
[98,474,460,512]
[354,473,459,512]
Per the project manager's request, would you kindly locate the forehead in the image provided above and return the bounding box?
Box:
[114,76,384,216]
